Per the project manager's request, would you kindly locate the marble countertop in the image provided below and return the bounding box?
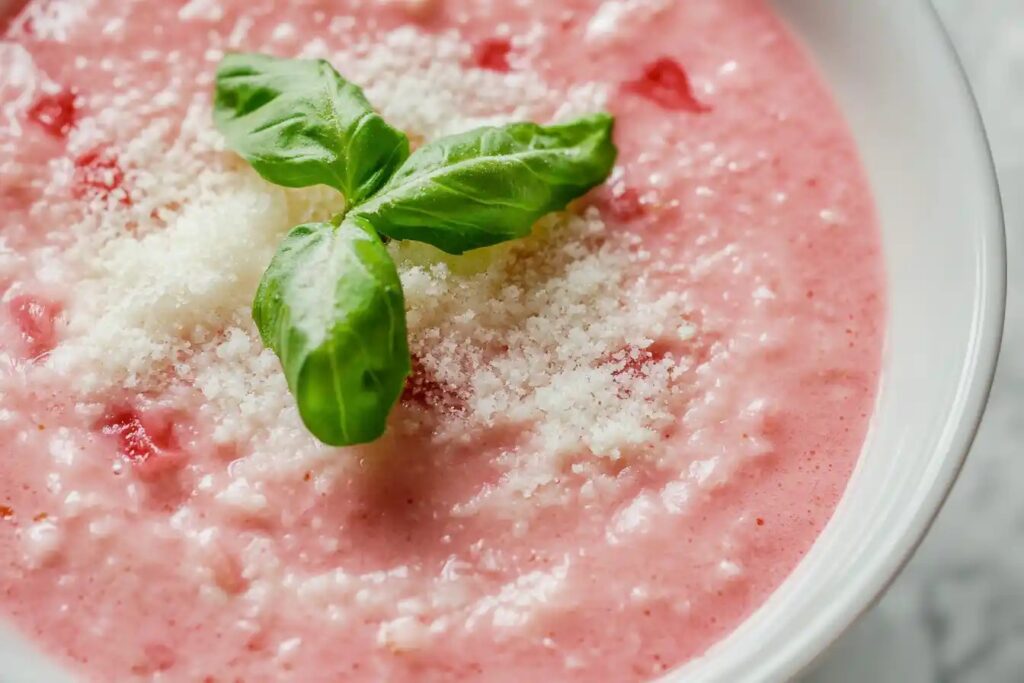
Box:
[804,2,1024,681]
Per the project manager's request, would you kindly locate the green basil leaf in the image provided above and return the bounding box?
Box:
[252,218,411,446]
[214,53,410,205]
[349,113,617,254]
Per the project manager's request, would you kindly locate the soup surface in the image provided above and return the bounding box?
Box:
[0,0,884,681]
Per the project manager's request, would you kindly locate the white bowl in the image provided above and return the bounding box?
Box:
[0,0,1006,681]
[660,0,1006,681]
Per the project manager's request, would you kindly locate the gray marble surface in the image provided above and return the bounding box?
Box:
[804,2,1024,682]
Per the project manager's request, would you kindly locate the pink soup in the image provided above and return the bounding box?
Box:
[0,1,884,681]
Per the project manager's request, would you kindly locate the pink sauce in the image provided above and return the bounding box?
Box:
[0,1,884,681]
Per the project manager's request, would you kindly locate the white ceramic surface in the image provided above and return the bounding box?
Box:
[0,1,1006,682]
[805,0,1024,679]
[662,0,1006,681]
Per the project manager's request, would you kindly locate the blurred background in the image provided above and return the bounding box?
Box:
[803,1,1022,681]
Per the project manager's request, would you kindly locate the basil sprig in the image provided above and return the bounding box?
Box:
[351,116,617,254]
[215,53,409,204]
[214,53,617,446]
[253,218,410,445]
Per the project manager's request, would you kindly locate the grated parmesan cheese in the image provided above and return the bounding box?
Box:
[32,24,685,517]
[396,210,685,459]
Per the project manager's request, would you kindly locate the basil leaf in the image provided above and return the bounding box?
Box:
[252,218,411,446]
[214,53,410,205]
[350,113,617,254]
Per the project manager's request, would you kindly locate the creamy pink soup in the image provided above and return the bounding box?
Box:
[0,1,884,681]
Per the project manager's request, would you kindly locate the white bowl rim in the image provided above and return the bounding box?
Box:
[767,2,1007,680]
[659,2,1007,681]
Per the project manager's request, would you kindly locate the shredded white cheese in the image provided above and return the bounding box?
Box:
[37,25,685,511]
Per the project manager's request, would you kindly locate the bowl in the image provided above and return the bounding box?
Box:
[660,0,1005,681]
[0,0,1006,681]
